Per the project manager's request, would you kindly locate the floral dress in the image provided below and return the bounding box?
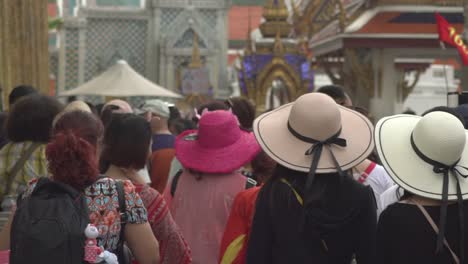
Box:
[26,177,148,252]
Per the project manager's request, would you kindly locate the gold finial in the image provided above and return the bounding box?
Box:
[260,0,291,38]
[273,29,285,57]
[190,32,202,68]
[338,1,347,33]
[292,1,301,20]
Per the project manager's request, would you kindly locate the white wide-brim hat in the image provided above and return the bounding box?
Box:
[375,112,468,200]
[254,93,374,173]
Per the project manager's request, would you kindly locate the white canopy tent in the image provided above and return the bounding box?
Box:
[60,60,182,98]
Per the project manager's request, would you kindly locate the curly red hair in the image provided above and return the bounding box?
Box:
[47,111,103,190]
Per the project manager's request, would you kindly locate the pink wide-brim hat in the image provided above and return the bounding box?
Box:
[176,110,261,174]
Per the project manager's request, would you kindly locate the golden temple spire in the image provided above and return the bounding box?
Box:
[292,1,301,21]
[260,0,291,38]
[190,32,202,68]
[273,29,285,57]
[338,1,347,33]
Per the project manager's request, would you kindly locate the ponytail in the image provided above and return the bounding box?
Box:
[46,131,99,191]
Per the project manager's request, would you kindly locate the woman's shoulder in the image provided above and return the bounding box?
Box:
[379,202,422,224]
[85,177,137,195]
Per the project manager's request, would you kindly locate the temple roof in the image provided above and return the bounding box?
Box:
[309,5,464,56]
[350,10,463,35]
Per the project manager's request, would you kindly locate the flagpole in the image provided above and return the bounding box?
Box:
[439,42,452,107]
[443,65,451,106]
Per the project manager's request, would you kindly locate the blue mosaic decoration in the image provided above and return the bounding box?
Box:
[285,54,306,76]
[301,62,314,92]
[239,51,314,95]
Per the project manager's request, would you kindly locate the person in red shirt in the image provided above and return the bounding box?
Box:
[219,151,276,264]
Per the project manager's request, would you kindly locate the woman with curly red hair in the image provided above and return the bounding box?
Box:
[0,111,160,264]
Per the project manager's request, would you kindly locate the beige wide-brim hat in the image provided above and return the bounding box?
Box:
[53,100,92,127]
[253,93,374,173]
[375,112,468,200]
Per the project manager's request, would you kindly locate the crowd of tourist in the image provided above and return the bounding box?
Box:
[0,83,467,264]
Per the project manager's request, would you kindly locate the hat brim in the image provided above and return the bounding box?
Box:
[375,115,468,201]
[253,103,374,173]
[176,130,261,174]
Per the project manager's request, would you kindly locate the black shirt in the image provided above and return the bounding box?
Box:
[246,174,377,264]
[377,202,468,264]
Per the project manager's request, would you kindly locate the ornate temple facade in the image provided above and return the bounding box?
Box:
[57,0,230,100]
[294,0,464,119]
[237,0,313,113]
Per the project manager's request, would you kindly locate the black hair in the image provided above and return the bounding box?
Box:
[225,97,256,130]
[250,151,277,185]
[317,85,347,105]
[402,109,416,115]
[85,101,98,116]
[6,94,63,143]
[169,118,196,135]
[8,85,38,106]
[95,103,105,115]
[169,105,181,120]
[266,164,368,238]
[67,96,77,104]
[193,101,229,123]
[267,164,356,211]
[101,114,152,170]
[100,105,121,127]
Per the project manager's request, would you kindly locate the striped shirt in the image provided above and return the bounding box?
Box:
[0,141,48,201]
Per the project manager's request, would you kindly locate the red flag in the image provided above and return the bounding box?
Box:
[435,13,468,65]
[435,13,454,45]
[457,45,468,65]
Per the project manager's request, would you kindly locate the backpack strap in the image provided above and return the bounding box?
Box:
[115,181,127,243]
[4,143,41,199]
[245,177,257,189]
[411,199,460,264]
[170,170,183,197]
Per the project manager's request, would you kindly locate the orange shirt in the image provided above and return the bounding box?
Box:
[219,187,261,264]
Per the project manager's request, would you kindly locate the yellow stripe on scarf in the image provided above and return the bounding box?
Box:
[220,234,246,264]
[280,178,303,206]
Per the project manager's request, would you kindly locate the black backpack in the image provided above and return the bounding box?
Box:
[10,178,128,264]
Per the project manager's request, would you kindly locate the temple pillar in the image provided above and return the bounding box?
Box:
[370,50,398,121]
[0,0,49,109]
[166,55,174,90]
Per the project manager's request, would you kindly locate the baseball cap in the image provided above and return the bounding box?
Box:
[137,99,170,118]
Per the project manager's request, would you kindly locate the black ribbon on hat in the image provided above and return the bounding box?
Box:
[411,134,468,262]
[287,122,347,199]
